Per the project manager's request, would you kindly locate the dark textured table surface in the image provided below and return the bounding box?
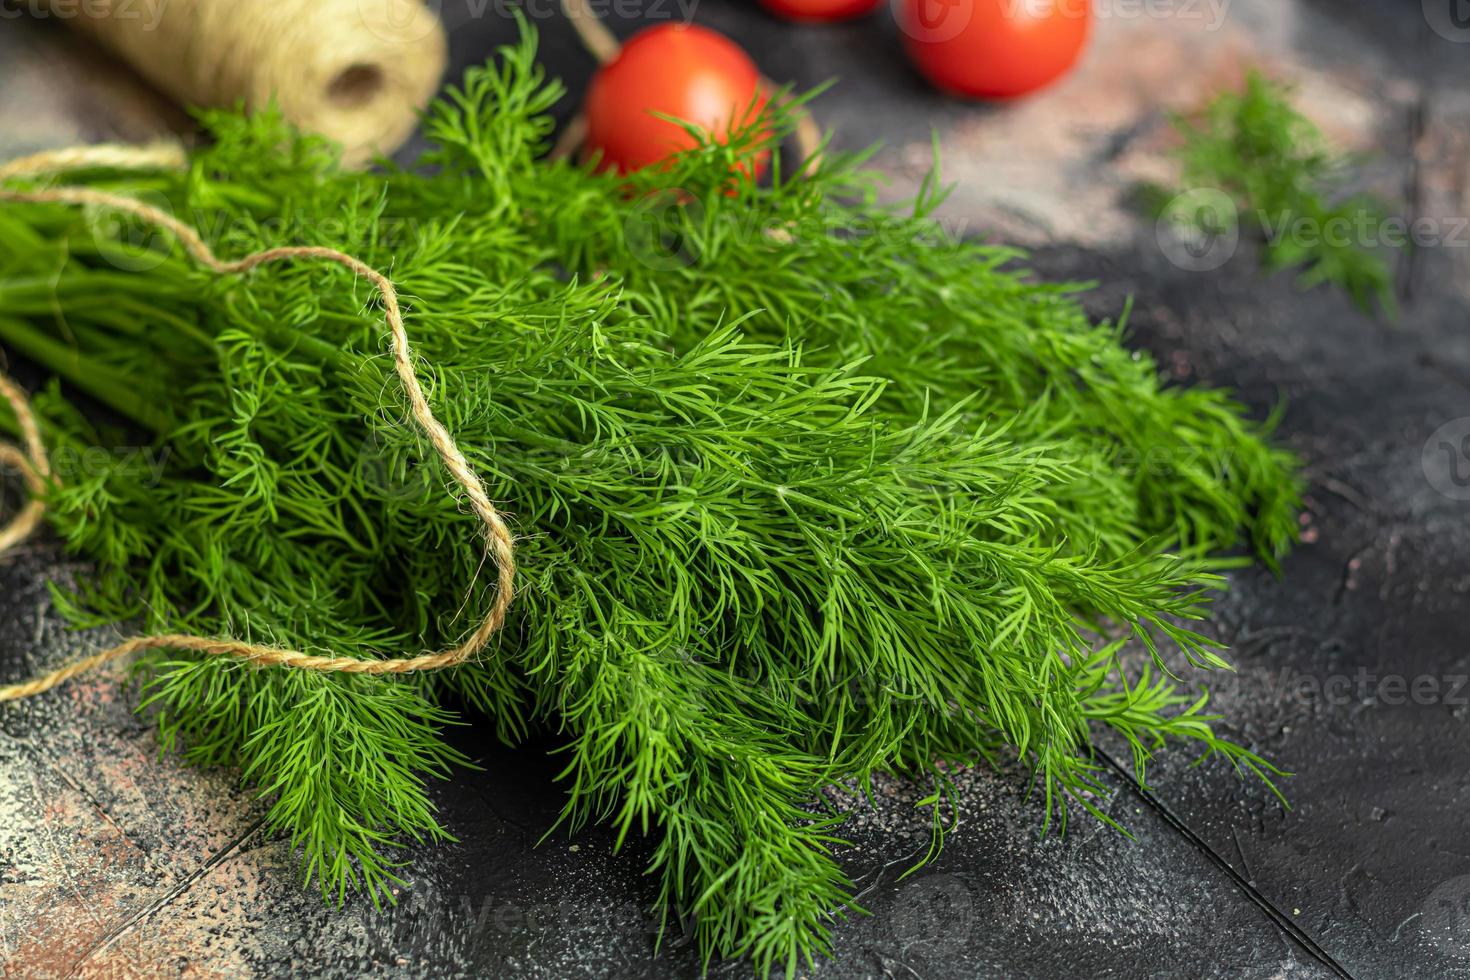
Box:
[3,1,1470,977]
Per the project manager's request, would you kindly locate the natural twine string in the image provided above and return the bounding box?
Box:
[0,143,188,182]
[0,146,516,702]
[0,377,48,556]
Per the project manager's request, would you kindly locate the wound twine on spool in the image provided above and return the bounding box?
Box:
[50,0,447,166]
[0,145,516,702]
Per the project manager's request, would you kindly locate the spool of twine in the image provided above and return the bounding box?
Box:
[49,0,447,165]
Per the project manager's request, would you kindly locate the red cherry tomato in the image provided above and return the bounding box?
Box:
[758,0,883,22]
[584,24,768,176]
[898,0,1091,99]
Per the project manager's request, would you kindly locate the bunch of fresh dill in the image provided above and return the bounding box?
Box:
[0,27,1299,976]
[1167,71,1398,316]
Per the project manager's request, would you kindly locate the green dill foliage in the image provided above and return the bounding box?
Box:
[1170,71,1398,316]
[0,27,1299,976]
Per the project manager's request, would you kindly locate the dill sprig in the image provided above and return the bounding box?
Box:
[0,26,1299,976]
[1169,71,1399,316]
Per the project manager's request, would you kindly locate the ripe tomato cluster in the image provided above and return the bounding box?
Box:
[581,3,1092,175]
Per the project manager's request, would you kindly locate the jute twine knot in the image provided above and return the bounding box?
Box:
[0,145,515,702]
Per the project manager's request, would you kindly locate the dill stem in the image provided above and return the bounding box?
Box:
[0,314,173,432]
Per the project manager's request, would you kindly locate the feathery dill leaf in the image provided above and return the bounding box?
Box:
[0,24,1298,976]
[1168,70,1398,316]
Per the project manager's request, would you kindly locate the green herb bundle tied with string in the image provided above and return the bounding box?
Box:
[0,27,1300,977]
